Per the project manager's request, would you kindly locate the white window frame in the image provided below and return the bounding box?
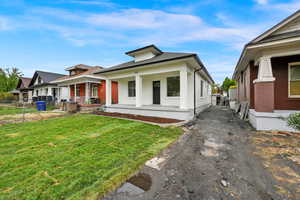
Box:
[91,84,98,97]
[288,62,300,98]
[166,76,180,97]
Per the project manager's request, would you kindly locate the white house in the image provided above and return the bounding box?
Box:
[94,45,214,120]
[28,71,67,103]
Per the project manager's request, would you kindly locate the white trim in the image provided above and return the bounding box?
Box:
[52,75,105,83]
[249,109,299,132]
[166,75,180,97]
[248,37,300,49]
[288,62,300,98]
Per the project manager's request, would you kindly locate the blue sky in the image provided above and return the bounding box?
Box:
[0,0,299,83]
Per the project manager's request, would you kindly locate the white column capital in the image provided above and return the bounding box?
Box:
[135,74,142,107]
[254,56,275,83]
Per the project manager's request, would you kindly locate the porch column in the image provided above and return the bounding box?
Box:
[135,74,142,107]
[253,56,275,112]
[85,82,89,103]
[106,79,112,106]
[68,85,71,100]
[180,69,188,109]
[75,84,77,103]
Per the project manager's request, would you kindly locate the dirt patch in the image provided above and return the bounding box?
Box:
[127,173,152,191]
[93,111,182,124]
[0,112,66,125]
[104,107,285,200]
[252,131,300,199]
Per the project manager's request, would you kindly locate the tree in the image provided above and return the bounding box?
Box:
[0,67,23,92]
[212,84,220,94]
[221,77,236,95]
[221,77,236,92]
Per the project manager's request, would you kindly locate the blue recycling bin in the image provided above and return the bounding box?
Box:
[36,101,46,111]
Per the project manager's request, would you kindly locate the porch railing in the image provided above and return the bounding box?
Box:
[70,96,102,104]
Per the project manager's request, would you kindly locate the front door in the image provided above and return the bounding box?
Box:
[153,81,160,104]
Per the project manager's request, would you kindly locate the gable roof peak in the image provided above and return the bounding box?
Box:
[250,9,300,44]
[125,44,163,57]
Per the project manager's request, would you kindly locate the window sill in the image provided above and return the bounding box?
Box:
[288,96,300,99]
[165,96,180,99]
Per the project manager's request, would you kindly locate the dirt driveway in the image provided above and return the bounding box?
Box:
[104,106,299,200]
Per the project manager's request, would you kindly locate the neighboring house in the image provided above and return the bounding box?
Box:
[28,71,66,102]
[233,10,300,131]
[95,45,214,120]
[52,64,118,106]
[11,77,32,103]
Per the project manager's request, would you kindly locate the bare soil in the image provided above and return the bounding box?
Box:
[93,111,183,124]
[104,106,300,200]
[0,112,66,125]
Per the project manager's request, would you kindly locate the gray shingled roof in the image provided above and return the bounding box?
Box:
[36,71,65,82]
[95,52,195,74]
[250,30,300,45]
[29,71,65,87]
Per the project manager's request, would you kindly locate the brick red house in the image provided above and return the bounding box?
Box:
[233,10,300,131]
[52,64,118,107]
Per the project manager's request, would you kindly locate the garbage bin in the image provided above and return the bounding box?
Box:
[36,101,46,111]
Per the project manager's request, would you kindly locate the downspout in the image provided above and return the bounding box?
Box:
[194,67,203,116]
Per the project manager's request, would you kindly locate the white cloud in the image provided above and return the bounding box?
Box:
[0,16,12,31]
[63,0,116,8]
[86,9,202,29]
[256,0,300,13]
[254,0,268,5]
[1,7,266,50]
[268,1,300,13]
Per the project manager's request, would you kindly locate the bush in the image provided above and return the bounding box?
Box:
[0,92,16,103]
[287,113,300,131]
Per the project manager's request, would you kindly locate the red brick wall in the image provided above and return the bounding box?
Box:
[272,55,300,110]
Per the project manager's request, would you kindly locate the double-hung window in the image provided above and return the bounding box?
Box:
[128,81,136,97]
[289,62,300,97]
[92,84,98,97]
[167,76,180,97]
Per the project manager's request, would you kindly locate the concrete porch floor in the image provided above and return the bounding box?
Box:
[106,104,191,112]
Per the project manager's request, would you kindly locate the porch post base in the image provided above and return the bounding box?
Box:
[254,81,274,112]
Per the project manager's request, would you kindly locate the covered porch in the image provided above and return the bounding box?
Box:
[104,66,196,120]
[69,81,104,105]
[105,68,192,109]
[56,76,106,105]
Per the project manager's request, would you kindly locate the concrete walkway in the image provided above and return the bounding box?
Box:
[103,106,288,200]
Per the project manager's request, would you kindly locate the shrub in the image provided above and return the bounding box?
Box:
[0,92,16,103]
[287,113,300,131]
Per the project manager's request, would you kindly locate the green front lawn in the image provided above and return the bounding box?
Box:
[0,106,36,115]
[0,105,56,115]
[0,114,182,199]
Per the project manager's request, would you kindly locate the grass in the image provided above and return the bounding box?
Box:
[0,105,56,115]
[0,114,182,200]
